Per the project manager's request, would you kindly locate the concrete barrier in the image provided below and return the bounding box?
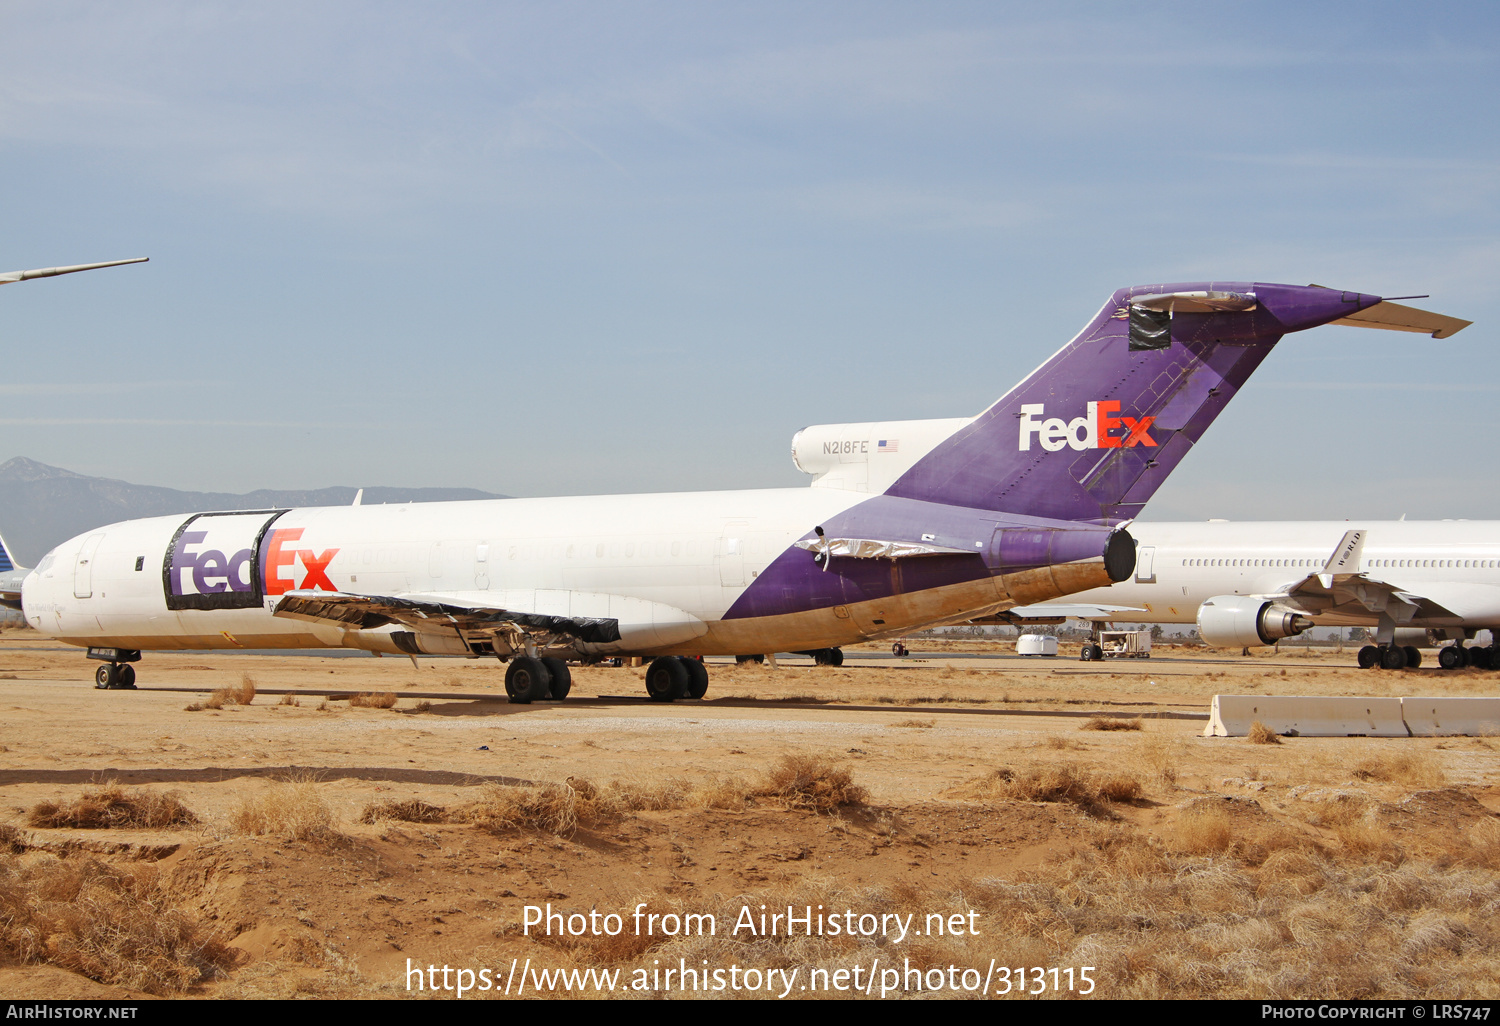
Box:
[1204,695,1409,737]
[1400,698,1500,737]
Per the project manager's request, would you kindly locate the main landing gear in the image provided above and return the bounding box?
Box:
[645,656,709,702]
[797,647,844,666]
[87,647,140,690]
[1355,642,1499,670]
[1356,645,1421,670]
[503,656,573,704]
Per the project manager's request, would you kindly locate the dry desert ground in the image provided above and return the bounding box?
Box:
[0,631,1495,1000]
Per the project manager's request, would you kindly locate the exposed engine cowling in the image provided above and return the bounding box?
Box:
[1197,595,1313,648]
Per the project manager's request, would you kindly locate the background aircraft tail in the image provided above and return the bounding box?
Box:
[0,528,18,575]
[886,281,1401,525]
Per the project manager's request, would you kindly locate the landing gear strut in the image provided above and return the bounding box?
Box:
[87,647,140,690]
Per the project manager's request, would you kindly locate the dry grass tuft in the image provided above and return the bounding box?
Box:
[0,824,26,854]
[233,675,256,705]
[1352,753,1447,788]
[28,784,197,830]
[231,777,338,841]
[278,693,299,707]
[1136,733,1182,790]
[408,700,433,714]
[1175,807,1236,853]
[1248,721,1282,745]
[349,692,397,709]
[361,799,449,824]
[1081,716,1143,731]
[890,719,935,729]
[0,853,239,993]
[947,763,1141,811]
[753,754,868,812]
[460,783,582,836]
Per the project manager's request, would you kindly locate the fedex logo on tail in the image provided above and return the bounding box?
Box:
[1018,402,1156,452]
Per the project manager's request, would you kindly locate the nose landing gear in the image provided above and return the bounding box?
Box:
[87,647,141,690]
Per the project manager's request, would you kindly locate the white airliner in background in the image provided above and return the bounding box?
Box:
[18,280,1468,699]
[1015,521,1500,670]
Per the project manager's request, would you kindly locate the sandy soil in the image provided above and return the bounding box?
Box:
[0,632,1496,1000]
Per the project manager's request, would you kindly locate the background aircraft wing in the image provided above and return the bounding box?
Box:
[1274,574,1459,623]
[273,590,621,643]
[972,602,1149,625]
[0,257,148,285]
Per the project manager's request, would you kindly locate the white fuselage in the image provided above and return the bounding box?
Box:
[1055,520,1500,629]
[22,484,1046,656]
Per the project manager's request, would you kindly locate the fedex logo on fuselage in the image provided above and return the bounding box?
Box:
[171,527,339,596]
[1018,401,1157,452]
[260,528,339,596]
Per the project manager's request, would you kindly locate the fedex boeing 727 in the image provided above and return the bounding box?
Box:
[20,282,1467,701]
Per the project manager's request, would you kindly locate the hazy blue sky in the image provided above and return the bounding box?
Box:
[2,2,1496,521]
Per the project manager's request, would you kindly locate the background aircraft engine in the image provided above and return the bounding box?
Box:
[1197,596,1313,648]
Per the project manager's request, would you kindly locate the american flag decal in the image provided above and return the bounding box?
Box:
[877,439,899,453]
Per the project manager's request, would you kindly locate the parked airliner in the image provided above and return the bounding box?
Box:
[20,281,1467,701]
[1015,520,1500,671]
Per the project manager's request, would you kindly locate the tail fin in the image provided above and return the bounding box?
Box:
[886,281,1411,525]
[0,529,16,574]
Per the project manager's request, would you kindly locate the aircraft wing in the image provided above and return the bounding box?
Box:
[0,257,148,285]
[273,590,622,644]
[972,603,1149,625]
[1266,530,1460,624]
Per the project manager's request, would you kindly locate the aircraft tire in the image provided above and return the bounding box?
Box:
[1439,646,1465,670]
[1404,646,1422,669]
[1382,645,1408,670]
[735,654,764,665]
[1356,645,1380,669]
[541,658,571,700]
[679,656,709,699]
[116,665,136,689]
[1080,646,1094,661]
[506,657,551,704]
[95,664,116,689]
[646,656,688,702]
[1470,647,1491,670]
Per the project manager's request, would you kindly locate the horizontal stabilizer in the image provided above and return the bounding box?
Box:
[1326,299,1470,339]
[274,590,621,644]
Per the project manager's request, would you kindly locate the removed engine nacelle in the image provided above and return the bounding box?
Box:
[1197,595,1313,649]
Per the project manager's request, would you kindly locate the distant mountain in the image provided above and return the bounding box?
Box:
[0,457,506,565]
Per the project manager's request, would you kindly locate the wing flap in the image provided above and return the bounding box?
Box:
[273,590,622,644]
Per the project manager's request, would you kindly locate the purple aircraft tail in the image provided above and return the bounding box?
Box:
[885,282,1390,524]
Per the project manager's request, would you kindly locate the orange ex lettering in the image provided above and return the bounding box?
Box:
[262,528,303,595]
[298,548,340,591]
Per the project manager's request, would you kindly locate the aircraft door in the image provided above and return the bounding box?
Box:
[1136,545,1156,583]
[73,534,104,599]
[719,521,750,587]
